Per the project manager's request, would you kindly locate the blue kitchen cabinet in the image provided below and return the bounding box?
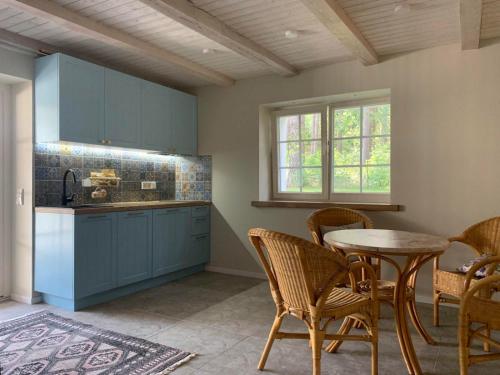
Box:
[104,69,142,148]
[152,207,190,276]
[116,210,153,286]
[35,205,210,310]
[171,90,197,155]
[35,53,198,154]
[36,53,105,144]
[75,213,117,298]
[141,80,172,152]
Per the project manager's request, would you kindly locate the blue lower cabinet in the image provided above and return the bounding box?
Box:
[189,234,210,267]
[35,205,210,310]
[117,210,153,286]
[75,213,117,298]
[152,208,190,276]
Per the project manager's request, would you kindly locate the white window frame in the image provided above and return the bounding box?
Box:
[271,98,391,203]
[272,105,328,201]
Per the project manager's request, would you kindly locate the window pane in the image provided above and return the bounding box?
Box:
[301,113,321,140]
[279,142,300,167]
[362,136,390,165]
[302,168,322,193]
[333,167,360,193]
[333,139,360,166]
[302,141,322,167]
[334,107,360,138]
[362,166,390,193]
[279,168,300,192]
[278,115,299,141]
[363,104,390,136]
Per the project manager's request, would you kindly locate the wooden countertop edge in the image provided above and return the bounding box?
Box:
[251,200,401,212]
[35,201,212,215]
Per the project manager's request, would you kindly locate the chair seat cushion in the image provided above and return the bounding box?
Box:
[322,288,371,318]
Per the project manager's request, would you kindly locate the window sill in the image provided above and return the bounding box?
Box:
[251,200,402,212]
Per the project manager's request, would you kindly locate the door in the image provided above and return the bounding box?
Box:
[152,208,190,276]
[75,213,117,298]
[171,91,197,155]
[116,210,153,286]
[59,54,105,144]
[105,69,142,148]
[141,81,172,152]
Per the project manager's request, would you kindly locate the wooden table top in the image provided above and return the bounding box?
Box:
[324,229,450,255]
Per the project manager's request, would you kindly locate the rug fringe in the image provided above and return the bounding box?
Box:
[0,309,48,324]
[156,353,197,374]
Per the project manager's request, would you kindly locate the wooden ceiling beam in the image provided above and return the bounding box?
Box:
[3,0,234,86]
[139,0,298,76]
[300,0,378,65]
[460,0,483,50]
[0,28,185,90]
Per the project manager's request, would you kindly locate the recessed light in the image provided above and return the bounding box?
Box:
[284,30,299,40]
[394,1,411,14]
[202,48,215,54]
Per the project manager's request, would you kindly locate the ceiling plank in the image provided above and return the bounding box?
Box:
[139,0,298,76]
[3,0,235,86]
[460,0,482,50]
[0,28,188,90]
[299,0,378,65]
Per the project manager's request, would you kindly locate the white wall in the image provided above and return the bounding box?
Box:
[196,42,500,301]
[0,46,34,303]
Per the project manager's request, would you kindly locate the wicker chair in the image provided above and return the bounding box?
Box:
[248,228,379,375]
[433,216,500,328]
[459,256,500,375]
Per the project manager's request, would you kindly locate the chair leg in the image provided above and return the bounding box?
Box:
[433,291,440,327]
[258,315,283,370]
[483,326,491,352]
[325,317,354,353]
[458,323,469,375]
[371,330,378,375]
[309,324,325,375]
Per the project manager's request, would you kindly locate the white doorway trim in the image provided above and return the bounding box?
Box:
[0,83,11,300]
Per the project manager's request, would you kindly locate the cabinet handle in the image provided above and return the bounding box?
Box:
[194,207,206,211]
[194,217,207,223]
[127,211,145,216]
[168,209,180,213]
[87,215,108,219]
[101,139,107,144]
[195,234,208,240]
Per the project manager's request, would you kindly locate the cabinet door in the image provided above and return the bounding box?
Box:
[152,208,190,276]
[141,81,172,151]
[105,69,142,148]
[189,234,210,267]
[75,213,116,298]
[59,55,105,144]
[171,91,197,155]
[116,211,153,287]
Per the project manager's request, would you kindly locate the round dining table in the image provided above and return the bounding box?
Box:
[324,229,450,375]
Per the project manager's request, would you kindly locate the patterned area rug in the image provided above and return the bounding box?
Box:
[0,311,194,374]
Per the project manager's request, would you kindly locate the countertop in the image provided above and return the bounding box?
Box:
[35,200,211,215]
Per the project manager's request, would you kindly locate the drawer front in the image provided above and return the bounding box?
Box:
[191,205,209,218]
[189,234,210,266]
[191,215,209,235]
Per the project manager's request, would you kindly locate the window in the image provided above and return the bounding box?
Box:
[272,99,390,203]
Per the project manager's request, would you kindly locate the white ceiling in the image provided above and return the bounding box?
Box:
[0,0,496,89]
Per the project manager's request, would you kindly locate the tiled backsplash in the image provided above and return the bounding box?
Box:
[34,143,211,206]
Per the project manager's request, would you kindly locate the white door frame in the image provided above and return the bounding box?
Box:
[0,83,11,300]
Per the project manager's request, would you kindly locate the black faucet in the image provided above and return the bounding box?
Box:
[62,168,77,206]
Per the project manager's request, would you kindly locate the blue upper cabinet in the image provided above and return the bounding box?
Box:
[36,54,105,144]
[35,53,198,155]
[171,90,197,155]
[141,80,172,152]
[105,69,142,148]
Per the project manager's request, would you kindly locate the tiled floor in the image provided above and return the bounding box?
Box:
[0,272,497,374]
